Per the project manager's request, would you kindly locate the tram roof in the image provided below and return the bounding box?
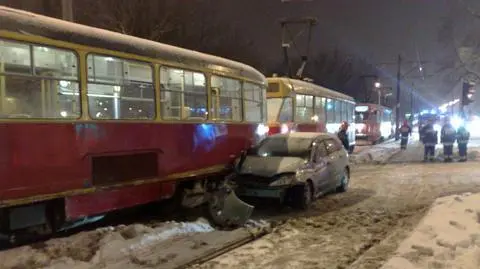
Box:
[267,77,355,102]
[0,6,266,83]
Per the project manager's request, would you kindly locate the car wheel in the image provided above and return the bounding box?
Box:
[292,181,313,210]
[336,168,350,193]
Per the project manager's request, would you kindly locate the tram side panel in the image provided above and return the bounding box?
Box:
[0,122,258,230]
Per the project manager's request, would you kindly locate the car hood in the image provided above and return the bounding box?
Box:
[238,156,306,178]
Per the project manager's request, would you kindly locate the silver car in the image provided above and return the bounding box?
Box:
[231,132,350,209]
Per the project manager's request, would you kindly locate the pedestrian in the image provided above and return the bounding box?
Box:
[337,121,350,152]
[456,124,470,162]
[399,119,412,150]
[420,118,438,162]
[440,117,456,162]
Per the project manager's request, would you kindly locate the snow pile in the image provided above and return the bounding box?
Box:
[350,147,400,165]
[125,219,214,251]
[0,219,217,269]
[381,192,480,269]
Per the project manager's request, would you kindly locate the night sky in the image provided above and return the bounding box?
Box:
[219,0,455,109]
[1,0,475,112]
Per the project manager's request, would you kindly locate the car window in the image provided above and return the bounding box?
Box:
[312,142,328,163]
[324,139,341,155]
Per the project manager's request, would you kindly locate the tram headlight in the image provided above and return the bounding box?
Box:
[280,124,289,134]
[256,124,269,136]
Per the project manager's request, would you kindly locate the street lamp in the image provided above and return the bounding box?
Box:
[374,81,381,88]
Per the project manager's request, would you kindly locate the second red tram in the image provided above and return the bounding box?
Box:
[354,103,394,144]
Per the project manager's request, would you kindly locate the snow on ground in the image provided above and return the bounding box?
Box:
[350,135,421,165]
[0,218,271,269]
[381,192,480,269]
[350,146,399,165]
[350,140,402,165]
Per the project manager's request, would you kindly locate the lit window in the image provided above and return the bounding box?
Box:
[244,82,264,122]
[0,39,80,119]
[211,76,242,121]
[314,97,326,123]
[295,94,314,122]
[87,54,154,120]
[160,67,207,120]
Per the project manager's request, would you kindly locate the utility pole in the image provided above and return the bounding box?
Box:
[410,90,414,119]
[395,54,401,140]
[61,0,74,22]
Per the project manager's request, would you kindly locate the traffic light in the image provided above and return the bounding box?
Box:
[462,82,475,106]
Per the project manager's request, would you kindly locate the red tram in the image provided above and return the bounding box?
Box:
[354,103,394,144]
[0,6,268,234]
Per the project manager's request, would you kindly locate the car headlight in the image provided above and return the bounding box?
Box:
[269,175,295,187]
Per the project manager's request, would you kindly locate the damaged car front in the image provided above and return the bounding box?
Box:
[229,134,315,205]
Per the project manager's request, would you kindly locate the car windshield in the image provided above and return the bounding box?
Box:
[248,136,313,158]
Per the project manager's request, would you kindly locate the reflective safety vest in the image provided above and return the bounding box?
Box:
[423,127,438,146]
[400,125,411,137]
[441,124,456,145]
[457,127,470,144]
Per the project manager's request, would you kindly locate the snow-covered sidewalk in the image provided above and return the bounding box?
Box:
[350,144,400,165]
[381,192,480,269]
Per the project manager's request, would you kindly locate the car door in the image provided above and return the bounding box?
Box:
[310,140,330,194]
[323,138,343,189]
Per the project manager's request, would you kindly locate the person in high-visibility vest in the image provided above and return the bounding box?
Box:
[399,119,412,150]
[440,117,456,162]
[456,124,470,162]
[420,118,438,162]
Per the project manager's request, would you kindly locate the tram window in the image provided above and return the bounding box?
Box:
[0,39,80,119]
[0,39,31,74]
[344,103,349,122]
[34,46,77,80]
[314,97,326,122]
[211,76,242,121]
[278,97,293,122]
[244,82,264,122]
[326,98,334,123]
[347,103,353,122]
[295,94,314,122]
[160,67,207,120]
[267,82,279,93]
[340,101,347,122]
[334,100,341,122]
[87,54,154,120]
[296,94,305,106]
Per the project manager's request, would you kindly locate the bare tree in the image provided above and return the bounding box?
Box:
[74,0,263,69]
[439,0,480,82]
